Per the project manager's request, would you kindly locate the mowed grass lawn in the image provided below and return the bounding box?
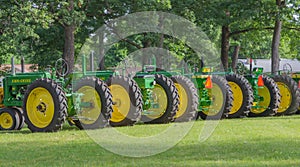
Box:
[1,115,300,167]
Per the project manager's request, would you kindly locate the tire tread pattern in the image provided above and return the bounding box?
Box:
[23,78,67,132]
[226,73,254,118]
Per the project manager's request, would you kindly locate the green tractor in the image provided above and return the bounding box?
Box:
[189,67,233,120]
[131,63,180,124]
[0,57,113,132]
[279,63,300,114]
[226,59,298,118]
[130,57,233,122]
[227,60,300,117]
[82,54,172,126]
[75,55,143,127]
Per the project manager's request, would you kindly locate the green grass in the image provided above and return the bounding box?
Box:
[1,116,300,167]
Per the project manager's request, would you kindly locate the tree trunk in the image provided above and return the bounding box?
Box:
[98,33,105,70]
[221,26,230,71]
[231,45,240,73]
[271,20,281,75]
[271,0,285,75]
[156,34,164,69]
[142,38,152,66]
[63,25,75,73]
[156,15,164,69]
[63,0,75,74]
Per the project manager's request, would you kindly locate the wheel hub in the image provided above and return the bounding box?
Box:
[36,102,47,113]
[114,99,121,107]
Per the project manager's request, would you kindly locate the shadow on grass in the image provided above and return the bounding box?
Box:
[247,115,300,120]
[0,123,80,134]
[1,135,300,166]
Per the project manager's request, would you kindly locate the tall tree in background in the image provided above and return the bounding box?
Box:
[191,1,275,71]
[271,0,285,74]
[0,1,53,65]
[0,0,299,71]
[63,0,76,73]
[53,0,86,73]
[221,11,231,70]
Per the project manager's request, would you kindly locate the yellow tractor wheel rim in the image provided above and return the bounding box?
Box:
[0,112,14,129]
[277,82,292,113]
[174,83,188,118]
[26,87,55,128]
[146,84,168,119]
[251,86,271,114]
[77,86,102,125]
[109,84,131,123]
[228,82,243,114]
[203,83,224,116]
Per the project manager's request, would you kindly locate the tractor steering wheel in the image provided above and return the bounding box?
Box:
[282,63,292,74]
[236,61,246,75]
[55,58,69,77]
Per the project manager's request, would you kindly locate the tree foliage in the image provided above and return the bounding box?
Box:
[0,0,299,71]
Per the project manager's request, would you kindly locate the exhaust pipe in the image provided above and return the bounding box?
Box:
[21,56,25,73]
[11,57,15,76]
[90,50,94,71]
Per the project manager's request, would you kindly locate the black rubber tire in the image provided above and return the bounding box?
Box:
[226,73,254,118]
[272,75,300,115]
[197,75,233,120]
[142,74,179,124]
[0,108,20,130]
[13,108,25,130]
[171,75,199,122]
[23,78,67,132]
[73,77,113,129]
[107,76,143,126]
[248,75,281,117]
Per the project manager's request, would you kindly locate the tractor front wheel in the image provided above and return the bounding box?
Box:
[13,108,25,130]
[0,108,20,130]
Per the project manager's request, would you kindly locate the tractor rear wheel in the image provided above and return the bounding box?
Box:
[142,74,179,124]
[226,73,253,118]
[23,78,67,132]
[272,75,300,115]
[0,108,20,130]
[197,75,233,120]
[248,75,280,117]
[73,77,113,129]
[171,75,198,122]
[107,76,142,126]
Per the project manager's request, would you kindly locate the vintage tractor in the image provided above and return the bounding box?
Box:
[79,55,143,127]
[278,63,300,114]
[0,57,113,132]
[190,67,233,120]
[227,60,281,117]
[133,65,179,124]
[132,57,233,122]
